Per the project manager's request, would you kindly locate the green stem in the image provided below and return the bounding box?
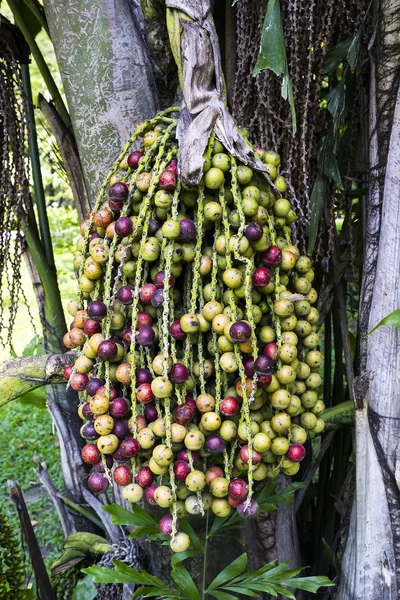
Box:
[21,62,55,268]
[24,211,67,353]
[202,509,209,600]
[23,0,51,38]
[7,0,71,128]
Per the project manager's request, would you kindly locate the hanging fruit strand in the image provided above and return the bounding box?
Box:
[67,110,325,550]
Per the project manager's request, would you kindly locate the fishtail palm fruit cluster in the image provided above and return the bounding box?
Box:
[65,108,325,552]
[0,505,25,598]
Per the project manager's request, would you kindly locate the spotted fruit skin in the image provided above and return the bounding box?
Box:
[71,115,324,549]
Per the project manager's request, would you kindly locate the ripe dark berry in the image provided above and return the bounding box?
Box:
[127,151,144,169]
[261,245,282,267]
[159,170,177,190]
[178,218,196,242]
[113,420,129,440]
[137,312,152,328]
[174,403,195,425]
[136,326,156,347]
[112,447,130,463]
[113,465,133,486]
[257,374,272,388]
[145,484,158,505]
[81,443,101,464]
[84,318,102,335]
[115,217,133,238]
[263,343,278,361]
[87,300,107,321]
[80,422,98,440]
[86,377,105,397]
[136,466,154,487]
[230,321,252,343]
[144,404,158,422]
[242,357,255,378]
[159,514,175,535]
[254,355,274,375]
[177,449,199,463]
[205,434,225,454]
[135,368,152,385]
[117,285,134,305]
[88,472,109,494]
[139,283,157,304]
[170,363,189,384]
[120,437,140,458]
[154,271,175,289]
[174,460,190,480]
[110,397,129,419]
[169,320,186,341]
[244,222,263,242]
[64,365,73,380]
[220,396,240,417]
[228,478,248,502]
[237,499,259,518]
[70,372,88,391]
[108,199,123,212]
[97,340,118,361]
[252,267,272,287]
[81,402,95,420]
[287,444,306,462]
[150,289,164,308]
[109,182,129,201]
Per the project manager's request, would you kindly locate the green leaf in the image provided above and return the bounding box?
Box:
[253,0,297,133]
[129,526,160,539]
[366,308,400,337]
[171,563,201,600]
[81,565,138,585]
[307,172,329,254]
[323,39,352,74]
[279,575,335,592]
[207,554,248,591]
[22,335,45,356]
[254,478,277,505]
[82,561,167,588]
[17,386,47,408]
[253,0,285,77]
[326,79,345,125]
[209,591,238,600]
[71,575,97,600]
[20,0,42,39]
[178,519,203,551]
[171,548,203,565]
[321,400,355,426]
[102,503,158,528]
[347,31,361,71]
[267,482,305,506]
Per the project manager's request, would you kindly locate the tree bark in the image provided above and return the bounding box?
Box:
[0,352,74,407]
[337,76,400,600]
[43,0,160,205]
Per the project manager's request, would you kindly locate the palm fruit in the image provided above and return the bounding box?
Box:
[66,107,325,550]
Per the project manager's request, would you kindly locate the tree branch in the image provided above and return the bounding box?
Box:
[0,352,75,407]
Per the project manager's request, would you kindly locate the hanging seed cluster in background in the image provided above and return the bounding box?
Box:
[65,108,325,552]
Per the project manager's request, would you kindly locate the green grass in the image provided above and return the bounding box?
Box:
[0,205,79,574]
[0,401,65,571]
